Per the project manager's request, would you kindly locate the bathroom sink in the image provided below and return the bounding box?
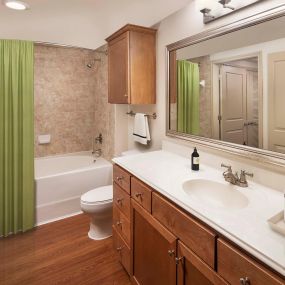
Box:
[182,179,249,210]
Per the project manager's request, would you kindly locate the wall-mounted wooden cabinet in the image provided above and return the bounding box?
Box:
[106,24,156,104]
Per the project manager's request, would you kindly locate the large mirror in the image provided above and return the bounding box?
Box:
[167,9,285,161]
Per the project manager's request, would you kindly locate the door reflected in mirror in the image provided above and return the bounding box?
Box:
[168,16,285,154]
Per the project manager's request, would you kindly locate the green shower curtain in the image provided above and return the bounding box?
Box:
[0,40,34,237]
[177,60,200,135]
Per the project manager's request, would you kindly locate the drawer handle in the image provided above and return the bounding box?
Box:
[135,193,143,199]
[116,198,124,205]
[167,249,175,257]
[124,94,128,97]
[240,277,250,285]
[116,176,124,182]
[175,256,184,265]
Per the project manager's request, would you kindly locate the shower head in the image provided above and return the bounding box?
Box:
[86,58,101,69]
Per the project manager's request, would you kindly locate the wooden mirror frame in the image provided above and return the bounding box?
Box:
[166,5,285,168]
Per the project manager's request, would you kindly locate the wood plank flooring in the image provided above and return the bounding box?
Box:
[0,214,131,285]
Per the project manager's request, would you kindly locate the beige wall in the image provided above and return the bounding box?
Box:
[34,44,114,160]
[93,45,115,161]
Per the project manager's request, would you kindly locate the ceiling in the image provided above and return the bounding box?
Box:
[0,0,191,49]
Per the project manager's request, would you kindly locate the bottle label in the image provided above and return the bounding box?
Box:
[193,157,199,165]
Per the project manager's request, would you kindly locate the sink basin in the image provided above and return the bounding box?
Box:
[182,179,249,210]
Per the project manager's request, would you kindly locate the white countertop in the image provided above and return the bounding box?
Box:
[113,150,285,277]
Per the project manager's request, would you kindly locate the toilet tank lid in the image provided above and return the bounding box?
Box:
[81,185,113,204]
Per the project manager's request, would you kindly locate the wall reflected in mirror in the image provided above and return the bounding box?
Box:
[168,16,285,154]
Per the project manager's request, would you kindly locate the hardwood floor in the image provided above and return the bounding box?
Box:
[0,214,131,285]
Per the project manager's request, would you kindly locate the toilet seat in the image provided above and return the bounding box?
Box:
[81,185,113,205]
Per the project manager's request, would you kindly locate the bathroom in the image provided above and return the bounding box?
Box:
[1,0,285,284]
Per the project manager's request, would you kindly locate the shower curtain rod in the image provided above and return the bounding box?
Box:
[34,41,107,53]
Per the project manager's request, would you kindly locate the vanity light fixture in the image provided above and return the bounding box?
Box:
[219,0,235,11]
[200,8,215,21]
[200,0,260,24]
[3,0,29,10]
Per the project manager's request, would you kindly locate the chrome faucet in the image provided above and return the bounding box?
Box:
[221,164,253,187]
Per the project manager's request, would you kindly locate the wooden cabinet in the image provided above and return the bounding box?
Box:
[132,199,177,285]
[152,192,216,268]
[112,164,285,284]
[177,241,228,285]
[106,24,156,104]
[217,239,284,285]
[113,226,131,275]
[113,164,131,194]
[112,165,132,274]
[131,177,152,213]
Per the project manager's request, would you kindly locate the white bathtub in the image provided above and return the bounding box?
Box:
[35,152,112,225]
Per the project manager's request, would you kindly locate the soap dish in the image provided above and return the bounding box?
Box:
[268,211,285,236]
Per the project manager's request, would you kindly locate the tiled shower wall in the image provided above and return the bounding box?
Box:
[34,44,114,160]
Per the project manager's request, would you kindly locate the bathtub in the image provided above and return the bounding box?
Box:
[35,152,112,225]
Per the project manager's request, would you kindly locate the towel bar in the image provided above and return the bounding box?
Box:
[126,111,157,119]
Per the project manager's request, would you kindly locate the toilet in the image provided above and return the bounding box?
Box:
[80,185,113,240]
[80,149,147,240]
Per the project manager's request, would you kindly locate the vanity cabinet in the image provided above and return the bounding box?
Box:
[112,164,285,284]
[106,24,156,104]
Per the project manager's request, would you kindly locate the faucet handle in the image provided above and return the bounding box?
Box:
[240,170,254,178]
[221,163,232,171]
[238,170,254,187]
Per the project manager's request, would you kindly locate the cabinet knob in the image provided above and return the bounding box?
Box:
[116,221,122,227]
[124,94,128,97]
[240,277,250,285]
[167,249,175,257]
[116,198,123,205]
[135,193,143,199]
[116,176,124,182]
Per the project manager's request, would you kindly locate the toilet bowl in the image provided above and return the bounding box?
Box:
[80,185,113,240]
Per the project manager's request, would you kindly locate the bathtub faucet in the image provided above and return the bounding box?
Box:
[93,148,102,158]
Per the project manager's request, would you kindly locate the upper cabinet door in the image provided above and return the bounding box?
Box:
[108,32,129,104]
[106,24,156,104]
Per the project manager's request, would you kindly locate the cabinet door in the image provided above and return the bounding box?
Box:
[108,32,129,103]
[177,241,228,285]
[132,200,177,285]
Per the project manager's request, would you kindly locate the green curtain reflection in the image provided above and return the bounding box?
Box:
[0,40,34,237]
[177,60,200,135]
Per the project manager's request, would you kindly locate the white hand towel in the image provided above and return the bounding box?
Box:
[133,113,151,145]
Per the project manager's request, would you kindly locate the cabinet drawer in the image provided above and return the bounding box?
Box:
[113,164,131,194]
[113,182,130,219]
[113,204,131,245]
[113,226,131,275]
[217,239,284,285]
[131,177,152,213]
[152,192,216,268]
